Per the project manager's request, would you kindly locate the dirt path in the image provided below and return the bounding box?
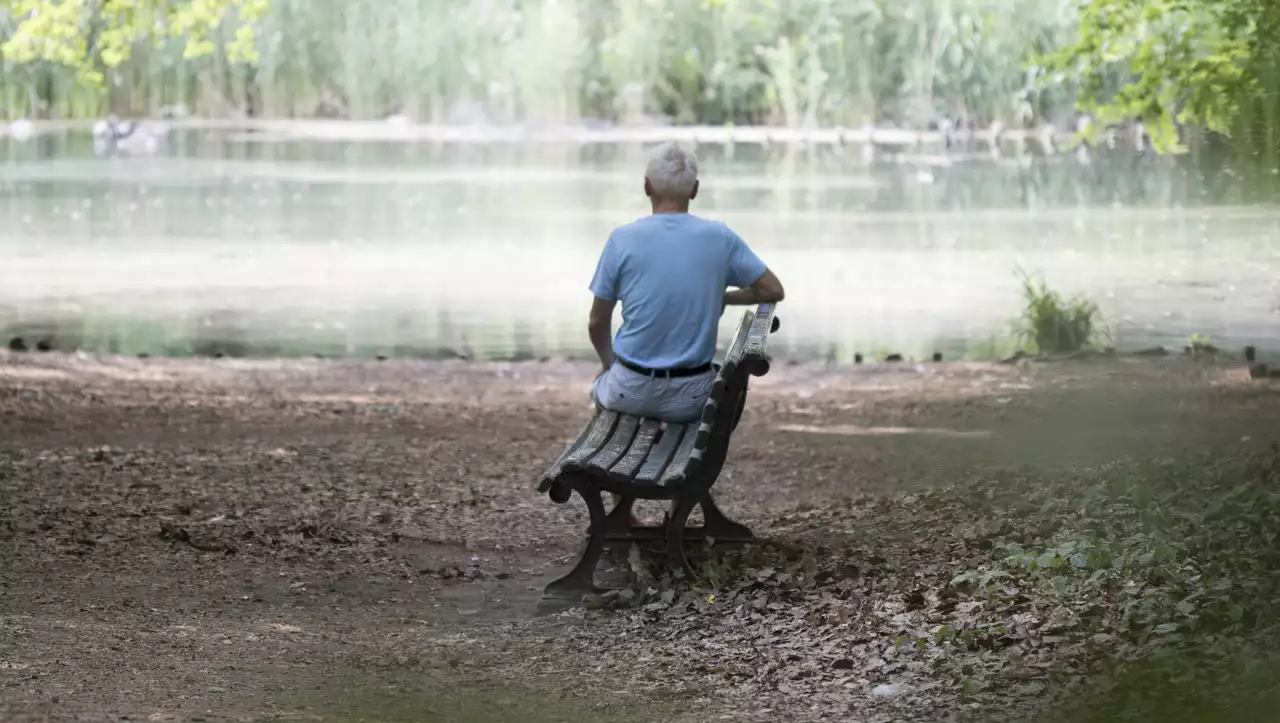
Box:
[1,351,1274,722]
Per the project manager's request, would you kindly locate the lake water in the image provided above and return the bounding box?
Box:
[1,129,1277,362]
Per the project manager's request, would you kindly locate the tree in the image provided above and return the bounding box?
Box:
[0,0,268,88]
[1036,0,1279,153]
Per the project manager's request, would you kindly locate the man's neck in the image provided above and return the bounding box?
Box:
[650,201,690,215]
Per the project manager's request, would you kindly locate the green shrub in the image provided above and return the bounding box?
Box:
[1016,269,1108,355]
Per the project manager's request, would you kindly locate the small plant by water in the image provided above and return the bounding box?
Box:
[1016,270,1108,355]
[1187,332,1220,357]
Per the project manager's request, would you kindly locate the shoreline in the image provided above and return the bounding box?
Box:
[0,344,1265,389]
[1,117,1077,149]
[1,337,1266,367]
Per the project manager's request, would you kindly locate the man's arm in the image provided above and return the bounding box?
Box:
[587,233,620,372]
[588,296,617,372]
[723,227,783,307]
[724,267,785,306]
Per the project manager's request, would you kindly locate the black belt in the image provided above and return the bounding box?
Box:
[616,358,713,379]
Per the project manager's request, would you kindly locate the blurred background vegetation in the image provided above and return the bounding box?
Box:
[5,0,1276,159]
[0,0,1152,131]
[0,0,1078,127]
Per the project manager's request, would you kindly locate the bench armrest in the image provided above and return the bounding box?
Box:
[742,303,779,375]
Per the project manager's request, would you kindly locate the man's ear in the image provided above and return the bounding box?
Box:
[644,178,654,198]
[689,179,699,200]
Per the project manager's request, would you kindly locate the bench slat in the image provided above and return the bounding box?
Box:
[660,420,705,486]
[537,418,595,491]
[723,309,755,369]
[608,418,661,482]
[707,373,726,405]
[634,423,686,485]
[693,388,720,449]
[587,414,640,473]
[562,410,619,471]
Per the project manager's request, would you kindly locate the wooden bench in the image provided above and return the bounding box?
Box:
[535,303,780,598]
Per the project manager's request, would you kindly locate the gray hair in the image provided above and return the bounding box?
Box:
[645,142,698,199]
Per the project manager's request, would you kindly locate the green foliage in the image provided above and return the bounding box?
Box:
[0,0,1082,124]
[1015,269,1107,355]
[8,0,1280,158]
[945,448,1280,722]
[0,0,267,89]
[1036,0,1280,154]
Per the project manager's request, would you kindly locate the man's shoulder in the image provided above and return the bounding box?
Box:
[681,213,732,231]
[608,216,654,237]
[610,214,733,237]
[686,215,741,243]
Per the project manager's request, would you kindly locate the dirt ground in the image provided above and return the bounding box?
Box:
[1,350,1276,722]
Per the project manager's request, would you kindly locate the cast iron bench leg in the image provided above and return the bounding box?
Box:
[665,493,700,578]
[602,493,638,558]
[544,478,608,598]
[699,493,754,542]
[605,493,636,535]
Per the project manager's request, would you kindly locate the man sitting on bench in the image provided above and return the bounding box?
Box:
[587,141,786,423]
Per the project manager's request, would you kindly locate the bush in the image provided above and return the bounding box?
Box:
[1016,269,1108,355]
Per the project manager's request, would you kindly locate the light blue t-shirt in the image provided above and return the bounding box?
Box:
[588,213,768,369]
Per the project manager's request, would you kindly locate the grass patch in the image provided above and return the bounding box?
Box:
[1015,269,1109,354]
[938,447,1280,721]
[263,672,681,723]
[1054,644,1280,723]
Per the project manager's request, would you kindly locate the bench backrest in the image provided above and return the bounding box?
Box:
[656,303,776,487]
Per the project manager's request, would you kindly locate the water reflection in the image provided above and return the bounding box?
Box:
[1,130,1276,361]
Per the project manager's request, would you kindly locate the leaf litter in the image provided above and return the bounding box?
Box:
[528,445,1280,723]
[2,352,1278,722]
